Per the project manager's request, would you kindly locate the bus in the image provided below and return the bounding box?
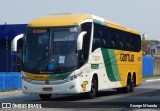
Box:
[13,14,142,100]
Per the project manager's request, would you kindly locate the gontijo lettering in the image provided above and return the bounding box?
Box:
[120,54,134,62]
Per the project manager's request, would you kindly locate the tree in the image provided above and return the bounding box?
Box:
[141,40,151,54]
[141,39,160,55]
[150,40,160,44]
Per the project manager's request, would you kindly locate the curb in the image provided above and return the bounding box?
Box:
[0,90,22,96]
[143,77,160,83]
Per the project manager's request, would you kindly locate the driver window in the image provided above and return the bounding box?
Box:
[80,22,92,63]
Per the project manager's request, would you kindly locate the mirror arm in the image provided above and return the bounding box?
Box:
[77,31,87,50]
[12,34,24,52]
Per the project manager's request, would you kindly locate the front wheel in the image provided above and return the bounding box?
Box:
[85,77,97,99]
[39,94,52,101]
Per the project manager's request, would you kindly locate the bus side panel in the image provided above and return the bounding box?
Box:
[88,48,117,90]
[114,50,142,87]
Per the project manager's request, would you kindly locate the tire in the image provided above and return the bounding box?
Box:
[117,75,134,93]
[39,94,52,101]
[123,76,131,93]
[130,78,134,92]
[85,77,97,99]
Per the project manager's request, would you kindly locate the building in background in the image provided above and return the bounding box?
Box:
[0,24,27,72]
[150,43,160,55]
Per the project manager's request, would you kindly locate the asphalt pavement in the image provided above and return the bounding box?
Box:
[0,77,160,111]
[1,76,160,96]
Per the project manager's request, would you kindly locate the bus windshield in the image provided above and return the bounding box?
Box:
[23,27,79,73]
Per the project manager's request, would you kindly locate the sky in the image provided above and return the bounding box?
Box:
[0,0,160,40]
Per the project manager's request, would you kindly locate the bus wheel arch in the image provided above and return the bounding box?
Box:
[85,73,98,99]
[93,74,98,92]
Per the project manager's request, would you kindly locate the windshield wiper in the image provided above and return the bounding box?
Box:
[54,65,77,73]
[61,66,77,72]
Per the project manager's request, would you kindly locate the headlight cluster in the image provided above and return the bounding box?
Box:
[64,72,82,82]
[21,75,32,82]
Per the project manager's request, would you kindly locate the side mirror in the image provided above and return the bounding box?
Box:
[12,34,24,52]
[77,31,87,50]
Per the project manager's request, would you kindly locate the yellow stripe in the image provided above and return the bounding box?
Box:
[24,72,49,80]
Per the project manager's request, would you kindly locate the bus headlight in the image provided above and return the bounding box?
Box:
[64,72,82,82]
[21,75,32,82]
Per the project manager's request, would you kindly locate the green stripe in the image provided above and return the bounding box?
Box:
[48,71,72,79]
[101,48,121,81]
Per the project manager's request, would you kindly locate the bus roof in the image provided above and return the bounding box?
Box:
[28,14,140,35]
[28,14,92,27]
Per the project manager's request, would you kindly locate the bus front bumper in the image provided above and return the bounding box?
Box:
[22,78,82,95]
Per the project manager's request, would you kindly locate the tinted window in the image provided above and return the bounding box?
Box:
[80,23,92,63]
[92,23,141,52]
[92,24,103,51]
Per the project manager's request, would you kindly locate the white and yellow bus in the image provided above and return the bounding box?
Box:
[13,14,142,100]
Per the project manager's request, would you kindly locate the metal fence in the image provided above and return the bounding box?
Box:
[143,56,154,76]
[0,72,21,90]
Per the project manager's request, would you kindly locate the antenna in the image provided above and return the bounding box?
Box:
[47,8,72,15]
[50,13,73,15]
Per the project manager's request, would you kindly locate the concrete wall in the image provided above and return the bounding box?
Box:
[154,56,160,75]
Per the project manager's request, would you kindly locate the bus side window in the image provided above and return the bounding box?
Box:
[118,31,124,50]
[92,24,103,52]
[80,23,92,64]
[133,34,141,52]
[101,26,107,48]
[92,38,101,51]
[102,38,106,48]
[109,28,116,49]
[102,27,106,48]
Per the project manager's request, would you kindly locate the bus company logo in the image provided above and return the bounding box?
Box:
[120,54,134,62]
[2,103,11,108]
[81,81,88,91]
[45,80,49,84]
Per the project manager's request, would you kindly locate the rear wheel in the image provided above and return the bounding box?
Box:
[39,94,52,101]
[123,75,135,93]
[85,77,97,99]
[130,77,134,92]
[117,75,133,93]
[123,83,130,93]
